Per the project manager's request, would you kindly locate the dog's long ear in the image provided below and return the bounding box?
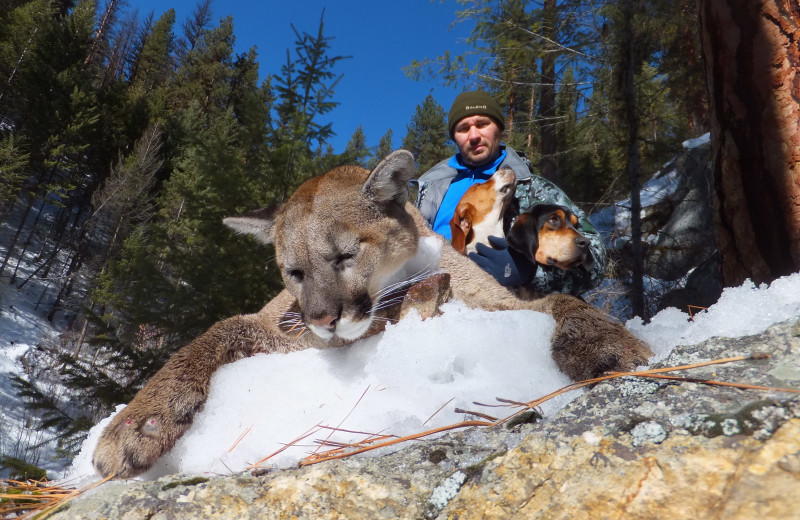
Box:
[450,203,475,255]
[506,212,538,264]
[363,149,415,207]
[223,205,281,245]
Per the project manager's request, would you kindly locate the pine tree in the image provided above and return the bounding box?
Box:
[0,133,29,212]
[342,125,369,167]
[367,128,393,169]
[401,94,451,174]
[128,8,176,94]
[269,10,350,200]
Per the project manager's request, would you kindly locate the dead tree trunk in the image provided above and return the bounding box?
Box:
[697,0,800,287]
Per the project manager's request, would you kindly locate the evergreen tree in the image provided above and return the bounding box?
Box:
[401,94,451,174]
[0,133,29,212]
[367,128,393,169]
[342,125,369,167]
[177,0,213,58]
[268,10,350,200]
[128,8,176,94]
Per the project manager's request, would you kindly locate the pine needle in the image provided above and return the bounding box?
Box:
[228,425,254,453]
[298,420,493,466]
[296,351,798,466]
[0,474,115,519]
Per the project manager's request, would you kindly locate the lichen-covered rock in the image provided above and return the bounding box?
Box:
[51,318,800,519]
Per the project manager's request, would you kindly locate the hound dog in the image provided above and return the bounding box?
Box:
[449,167,517,254]
[506,203,593,271]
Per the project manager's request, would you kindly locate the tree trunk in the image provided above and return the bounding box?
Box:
[697,0,800,287]
[539,0,559,183]
[623,0,645,319]
[0,195,35,280]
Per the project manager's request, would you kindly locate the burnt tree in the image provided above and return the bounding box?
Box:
[697,0,800,286]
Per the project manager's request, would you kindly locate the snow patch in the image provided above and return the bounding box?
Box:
[64,272,800,482]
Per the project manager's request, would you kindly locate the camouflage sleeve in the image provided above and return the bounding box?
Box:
[514,177,607,296]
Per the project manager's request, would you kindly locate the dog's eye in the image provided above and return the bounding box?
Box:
[548,215,561,225]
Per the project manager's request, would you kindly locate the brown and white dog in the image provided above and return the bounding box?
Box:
[506,203,593,271]
[449,167,517,254]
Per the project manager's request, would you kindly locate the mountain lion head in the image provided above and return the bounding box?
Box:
[224,150,420,341]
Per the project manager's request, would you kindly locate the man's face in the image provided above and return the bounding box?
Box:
[452,115,503,168]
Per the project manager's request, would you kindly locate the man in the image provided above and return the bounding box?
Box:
[415,90,606,296]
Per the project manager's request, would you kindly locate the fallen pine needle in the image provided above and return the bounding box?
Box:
[423,397,455,426]
[298,420,492,466]
[295,351,797,466]
[228,425,254,453]
[246,425,321,470]
[309,386,371,459]
[1,473,115,520]
[454,408,498,422]
[617,372,800,393]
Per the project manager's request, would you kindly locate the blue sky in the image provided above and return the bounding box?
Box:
[128,0,476,154]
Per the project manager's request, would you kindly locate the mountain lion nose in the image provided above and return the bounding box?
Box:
[311,315,337,330]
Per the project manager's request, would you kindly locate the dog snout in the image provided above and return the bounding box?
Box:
[574,236,590,250]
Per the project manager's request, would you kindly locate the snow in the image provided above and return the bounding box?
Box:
[63,270,800,482]
[682,133,711,149]
[0,201,75,477]
[590,132,711,248]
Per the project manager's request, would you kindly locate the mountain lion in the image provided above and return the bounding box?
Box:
[92,150,652,478]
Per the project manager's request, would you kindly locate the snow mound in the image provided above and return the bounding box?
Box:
[66,271,800,481]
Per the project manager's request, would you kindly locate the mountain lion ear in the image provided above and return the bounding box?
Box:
[223,205,281,245]
[363,149,415,207]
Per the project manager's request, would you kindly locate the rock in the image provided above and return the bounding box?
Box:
[51,318,800,519]
[658,250,723,312]
[640,139,716,282]
[591,136,724,314]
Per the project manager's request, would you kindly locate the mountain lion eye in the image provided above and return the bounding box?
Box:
[287,269,304,282]
[336,252,355,267]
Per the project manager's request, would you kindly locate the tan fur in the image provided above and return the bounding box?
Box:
[449,168,516,255]
[534,210,587,269]
[92,150,652,479]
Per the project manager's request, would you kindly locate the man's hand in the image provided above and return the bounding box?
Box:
[468,236,535,287]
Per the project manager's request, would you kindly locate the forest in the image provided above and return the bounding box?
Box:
[0,0,798,476]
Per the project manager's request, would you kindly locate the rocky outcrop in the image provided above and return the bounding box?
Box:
[590,135,723,314]
[51,318,800,519]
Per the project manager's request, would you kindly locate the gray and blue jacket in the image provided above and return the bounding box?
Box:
[414,146,606,296]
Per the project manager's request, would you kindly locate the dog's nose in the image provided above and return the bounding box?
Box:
[575,236,590,249]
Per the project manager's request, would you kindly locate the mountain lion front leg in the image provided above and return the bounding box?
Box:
[92,314,293,479]
[538,293,653,381]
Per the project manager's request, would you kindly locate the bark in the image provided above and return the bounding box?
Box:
[0,196,35,280]
[527,84,536,153]
[697,0,800,286]
[539,0,559,183]
[623,0,645,319]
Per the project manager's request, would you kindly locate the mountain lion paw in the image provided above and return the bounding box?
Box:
[93,408,169,478]
[545,294,654,381]
[93,382,204,478]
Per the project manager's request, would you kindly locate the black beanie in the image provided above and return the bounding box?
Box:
[447,90,505,138]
